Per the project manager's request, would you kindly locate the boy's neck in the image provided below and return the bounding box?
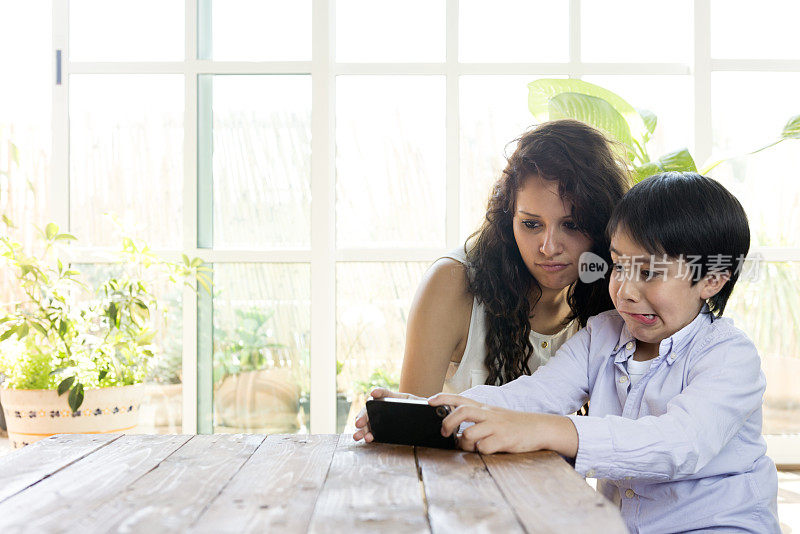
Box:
[633,341,659,361]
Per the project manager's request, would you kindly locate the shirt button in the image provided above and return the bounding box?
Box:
[619,376,628,383]
[625,341,634,351]
[541,341,548,349]
[669,353,676,360]
[625,489,635,498]
[586,469,596,477]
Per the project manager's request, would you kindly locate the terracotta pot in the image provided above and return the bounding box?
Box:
[138,383,183,433]
[0,384,144,448]
[213,368,300,433]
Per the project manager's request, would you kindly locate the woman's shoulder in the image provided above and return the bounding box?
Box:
[422,255,471,305]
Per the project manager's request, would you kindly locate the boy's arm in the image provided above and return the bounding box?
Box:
[458,320,593,415]
[567,331,763,481]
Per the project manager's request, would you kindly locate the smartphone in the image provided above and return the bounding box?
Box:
[365,397,456,450]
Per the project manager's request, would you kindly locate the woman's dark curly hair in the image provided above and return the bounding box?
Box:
[466,119,630,386]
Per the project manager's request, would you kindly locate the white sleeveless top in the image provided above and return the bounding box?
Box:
[439,248,580,394]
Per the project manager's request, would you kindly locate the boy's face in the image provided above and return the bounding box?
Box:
[608,229,727,357]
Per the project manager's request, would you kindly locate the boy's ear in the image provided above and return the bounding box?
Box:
[699,272,730,300]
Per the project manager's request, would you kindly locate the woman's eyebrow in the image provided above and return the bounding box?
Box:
[517,210,572,220]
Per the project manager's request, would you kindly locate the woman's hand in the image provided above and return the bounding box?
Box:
[352,388,426,442]
[429,394,579,457]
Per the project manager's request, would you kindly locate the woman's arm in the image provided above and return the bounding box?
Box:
[399,258,474,397]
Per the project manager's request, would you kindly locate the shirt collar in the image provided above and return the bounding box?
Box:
[613,304,713,364]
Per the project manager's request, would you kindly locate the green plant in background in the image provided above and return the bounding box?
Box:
[354,366,400,395]
[0,222,209,411]
[212,307,287,383]
[527,78,800,182]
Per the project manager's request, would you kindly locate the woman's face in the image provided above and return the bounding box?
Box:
[512,175,593,291]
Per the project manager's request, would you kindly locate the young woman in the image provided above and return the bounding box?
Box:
[399,118,630,397]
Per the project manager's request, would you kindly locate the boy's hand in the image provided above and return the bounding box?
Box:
[429,393,579,457]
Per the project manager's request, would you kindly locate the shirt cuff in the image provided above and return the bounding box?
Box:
[567,414,615,478]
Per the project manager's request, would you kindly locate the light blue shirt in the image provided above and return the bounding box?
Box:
[462,307,780,533]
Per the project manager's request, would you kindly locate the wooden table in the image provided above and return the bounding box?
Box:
[0,433,626,533]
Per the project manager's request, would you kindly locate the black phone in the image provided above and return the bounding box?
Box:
[365,397,456,450]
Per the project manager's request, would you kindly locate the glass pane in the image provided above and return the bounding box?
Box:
[582,0,692,63]
[336,0,445,62]
[336,76,446,247]
[69,75,183,248]
[459,0,568,62]
[582,75,694,159]
[459,75,564,243]
[711,72,800,248]
[727,262,800,436]
[70,0,183,61]
[712,0,800,59]
[212,76,312,249]
[74,263,184,434]
[212,264,310,434]
[336,262,429,431]
[0,1,51,302]
[210,0,311,61]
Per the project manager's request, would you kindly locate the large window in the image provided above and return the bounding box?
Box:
[2,1,798,462]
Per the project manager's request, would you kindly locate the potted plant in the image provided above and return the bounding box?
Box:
[526,78,800,182]
[212,307,300,433]
[296,360,353,433]
[0,223,208,447]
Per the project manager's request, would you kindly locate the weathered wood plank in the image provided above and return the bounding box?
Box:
[75,434,265,532]
[416,447,524,534]
[307,434,430,534]
[191,434,338,533]
[0,434,120,503]
[482,450,627,534]
[0,433,192,533]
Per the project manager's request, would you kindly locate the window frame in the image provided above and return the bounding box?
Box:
[50,0,800,462]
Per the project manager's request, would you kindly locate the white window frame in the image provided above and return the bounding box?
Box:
[50,0,800,462]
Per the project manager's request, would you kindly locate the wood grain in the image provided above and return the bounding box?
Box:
[416,447,524,534]
[192,434,338,533]
[0,433,120,503]
[0,433,191,533]
[76,434,265,532]
[481,450,627,534]
[307,434,430,534]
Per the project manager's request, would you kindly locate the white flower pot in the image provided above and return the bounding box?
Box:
[0,384,144,448]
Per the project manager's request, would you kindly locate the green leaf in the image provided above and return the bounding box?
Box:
[57,376,75,396]
[0,325,17,341]
[58,319,68,337]
[547,92,634,154]
[98,370,108,380]
[16,322,29,339]
[45,222,59,240]
[68,383,85,412]
[655,148,697,173]
[633,162,661,183]
[634,149,697,183]
[528,78,647,141]
[638,108,658,136]
[190,257,203,268]
[781,114,800,139]
[1,214,16,229]
[9,142,19,166]
[55,233,78,241]
[31,321,48,336]
[182,253,191,266]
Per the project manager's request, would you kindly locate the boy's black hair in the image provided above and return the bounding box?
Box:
[606,171,750,317]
